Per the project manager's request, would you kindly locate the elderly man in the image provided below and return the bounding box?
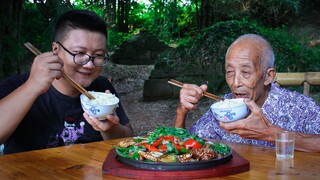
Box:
[175,34,320,152]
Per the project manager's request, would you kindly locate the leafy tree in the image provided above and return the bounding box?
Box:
[0,0,24,79]
[0,0,319,83]
[157,19,320,93]
[0,0,73,80]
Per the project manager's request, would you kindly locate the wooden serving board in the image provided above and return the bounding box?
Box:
[102,149,250,179]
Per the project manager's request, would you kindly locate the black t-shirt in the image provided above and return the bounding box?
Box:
[0,74,129,154]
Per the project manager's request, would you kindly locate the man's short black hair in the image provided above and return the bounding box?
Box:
[54,9,107,42]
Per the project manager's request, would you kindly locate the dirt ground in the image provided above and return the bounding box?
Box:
[103,63,214,136]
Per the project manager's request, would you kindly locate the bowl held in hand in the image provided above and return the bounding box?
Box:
[210,98,249,123]
[80,91,119,120]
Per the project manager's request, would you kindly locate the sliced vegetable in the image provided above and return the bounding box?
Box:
[151,135,175,146]
[159,155,176,163]
[116,145,145,160]
[159,143,182,152]
[209,143,231,155]
[174,144,182,151]
[184,139,203,148]
[139,143,161,152]
[147,126,189,142]
[166,143,179,154]
[116,148,132,158]
[159,144,167,151]
[151,138,163,147]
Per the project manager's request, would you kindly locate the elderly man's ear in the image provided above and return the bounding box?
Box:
[264,68,276,85]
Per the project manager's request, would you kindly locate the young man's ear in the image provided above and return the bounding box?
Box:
[264,68,276,85]
[52,42,59,54]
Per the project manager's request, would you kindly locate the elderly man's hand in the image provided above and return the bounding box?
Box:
[175,84,207,129]
[179,84,208,112]
[219,99,276,142]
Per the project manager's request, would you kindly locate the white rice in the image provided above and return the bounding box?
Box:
[84,92,119,105]
[211,99,244,109]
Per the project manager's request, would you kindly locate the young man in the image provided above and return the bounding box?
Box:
[0,10,133,154]
[175,34,320,152]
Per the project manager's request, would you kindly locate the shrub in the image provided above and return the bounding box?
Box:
[156,19,320,93]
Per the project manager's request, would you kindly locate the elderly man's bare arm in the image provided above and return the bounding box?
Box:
[174,105,188,129]
[295,133,320,152]
[174,84,208,129]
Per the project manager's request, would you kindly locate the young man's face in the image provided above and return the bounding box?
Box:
[54,29,107,88]
[225,40,269,106]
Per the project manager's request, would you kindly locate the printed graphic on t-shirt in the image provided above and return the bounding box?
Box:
[60,116,85,145]
[47,115,85,147]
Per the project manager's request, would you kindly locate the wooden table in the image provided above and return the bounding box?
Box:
[0,138,319,179]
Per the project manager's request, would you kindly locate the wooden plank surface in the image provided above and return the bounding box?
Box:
[0,138,319,179]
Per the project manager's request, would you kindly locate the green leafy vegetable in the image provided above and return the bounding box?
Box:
[209,143,231,156]
[116,145,145,160]
[116,126,231,162]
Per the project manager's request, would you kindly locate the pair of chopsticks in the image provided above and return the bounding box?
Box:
[24,42,95,100]
[168,79,224,101]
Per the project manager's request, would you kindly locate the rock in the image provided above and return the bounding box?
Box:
[143,79,175,100]
[111,30,171,65]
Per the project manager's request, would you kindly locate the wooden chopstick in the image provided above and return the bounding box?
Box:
[24,42,42,55]
[168,79,224,101]
[24,42,95,100]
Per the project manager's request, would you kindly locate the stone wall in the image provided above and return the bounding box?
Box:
[143,67,216,100]
[111,30,170,65]
[109,31,226,100]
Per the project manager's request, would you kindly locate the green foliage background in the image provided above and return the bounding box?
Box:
[159,18,320,94]
[0,0,319,97]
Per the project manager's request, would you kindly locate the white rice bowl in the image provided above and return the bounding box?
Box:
[210,98,249,122]
[80,91,119,120]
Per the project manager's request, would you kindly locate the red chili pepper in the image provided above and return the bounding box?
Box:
[147,145,161,152]
[151,136,175,147]
[139,143,161,152]
[174,144,182,151]
[136,142,147,147]
[162,136,175,140]
[159,144,167,151]
[151,138,163,147]
[184,139,202,148]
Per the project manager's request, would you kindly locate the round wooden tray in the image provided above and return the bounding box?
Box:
[102,149,250,179]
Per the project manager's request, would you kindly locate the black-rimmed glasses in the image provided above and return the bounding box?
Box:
[56,41,110,67]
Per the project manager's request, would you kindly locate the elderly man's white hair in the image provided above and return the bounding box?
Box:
[227,34,275,73]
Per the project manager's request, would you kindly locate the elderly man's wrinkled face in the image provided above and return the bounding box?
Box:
[225,40,269,106]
